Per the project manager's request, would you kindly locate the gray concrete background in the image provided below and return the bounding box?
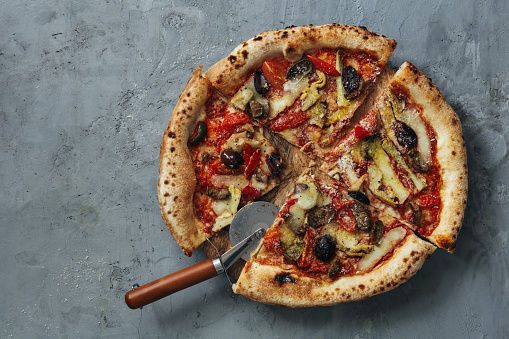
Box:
[1,0,508,338]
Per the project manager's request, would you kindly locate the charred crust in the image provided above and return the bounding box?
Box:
[242,50,249,59]
[273,273,296,286]
[253,36,263,41]
[170,147,175,152]
[228,55,237,63]
[281,31,289,39]
[285,46,295,54]
[167,131,176,138]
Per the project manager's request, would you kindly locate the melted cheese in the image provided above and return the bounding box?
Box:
[212,185,241,232]
[396,108,432,165]
[293,181,319,210]
[357,227,407,273]
[269,78,309,119]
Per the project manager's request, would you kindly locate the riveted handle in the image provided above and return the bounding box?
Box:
[125,258,218,309]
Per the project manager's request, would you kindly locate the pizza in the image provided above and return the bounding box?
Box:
[159,67,288,256]
[157,24,467,307]
[233,173,436,307]
[320,62,467,252]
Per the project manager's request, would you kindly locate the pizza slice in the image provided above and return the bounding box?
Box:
[205,24,397,158]
[233,174,436,307]
[159,67,288,256]
[321,62,467,252]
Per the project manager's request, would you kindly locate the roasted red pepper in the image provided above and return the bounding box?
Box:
[306,54,340,76]
[244,148,261,178]
[269,111,309,132]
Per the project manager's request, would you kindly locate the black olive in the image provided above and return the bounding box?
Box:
[206,187,231,200]
[349,202,371,231]
[286,59,313,81]
[254,70,270,94]
[189,121,207,146]
[315,235,336,262]
[293,183,309,194]
[246,100,268,120]
[408,149,429,172]
[307,205,335,228]
[393,121,417,151]
[328,259,341,278]
[347,191,370,205]
[342,66,363,99]
[220,149,244,169]
[370,220,385,245]
[266,152,283,176]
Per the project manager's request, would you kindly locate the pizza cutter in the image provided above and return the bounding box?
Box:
[125,201,279,309]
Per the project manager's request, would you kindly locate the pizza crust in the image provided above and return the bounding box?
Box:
[206,24,397,97]
[158,67,210,256]
[233,231,435,307]
[391,62,468,252]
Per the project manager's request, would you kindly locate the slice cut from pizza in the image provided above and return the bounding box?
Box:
[159,67,288,256]
[206,24,397,158]
[233,174,436,307]
[321,62,467,252]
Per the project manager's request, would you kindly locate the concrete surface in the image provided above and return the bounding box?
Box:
[1,0,508,338]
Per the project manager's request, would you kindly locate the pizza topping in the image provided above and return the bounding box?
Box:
[314,235,336,261]
[342,66,364,100]
[254,70,270,94]
[281,226,305,261]
[286,59,313,81]
[220,149,245,169]
[189,121,208,146]
[408,149,429,173]
[324,222,373,257]
[306,54,340,77]
[393,120,417,151]
[381,139,427,191]
[347,191,370,205]
[246,100,269,120]
[293,181,319,209]
[370,220,385,245]
[231,87,254,110]
[212,185,242,232]
[349,202,371,231]
[206,187,231,200]
[261,59,289,92]
[266,152,284,176]
[357,226,406,273]
[368,136,410,204]
[294,183,309,194]
[306,205,335,228]
[301,71,326,112]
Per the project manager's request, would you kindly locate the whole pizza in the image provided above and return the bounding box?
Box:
[157,24,467,307]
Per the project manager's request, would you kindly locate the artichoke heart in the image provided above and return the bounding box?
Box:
[367,137,410,205]
[231,87,254,110]
[280,226,305,261]
[301,70,326,112]
[381,139,427,192]
[324,222,373,257]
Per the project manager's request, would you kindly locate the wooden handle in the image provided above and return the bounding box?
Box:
[125,258,218,309]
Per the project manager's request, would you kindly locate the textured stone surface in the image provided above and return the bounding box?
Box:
[1,0,508,337]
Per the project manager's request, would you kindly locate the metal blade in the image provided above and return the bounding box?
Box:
[218,227,265,272]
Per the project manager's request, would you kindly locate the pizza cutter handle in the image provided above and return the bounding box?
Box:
[125,258,219,309]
